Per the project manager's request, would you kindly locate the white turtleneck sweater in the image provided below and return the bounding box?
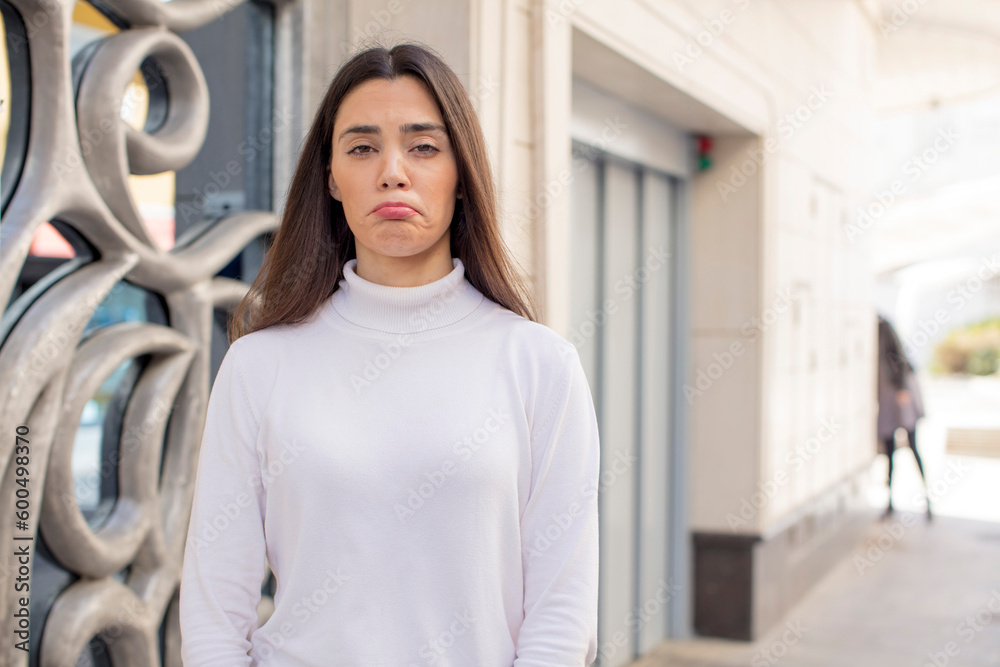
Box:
[179,257,600,667]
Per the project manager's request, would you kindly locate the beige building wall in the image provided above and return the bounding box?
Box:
[563,0,878,536]
[562,0,879,641]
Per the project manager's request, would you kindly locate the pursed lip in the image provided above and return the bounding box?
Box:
[371,200,419,214]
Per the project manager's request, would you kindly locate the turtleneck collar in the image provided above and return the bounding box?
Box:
[324,257,487,336]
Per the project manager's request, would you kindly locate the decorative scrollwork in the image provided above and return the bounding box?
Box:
[75,27,210,248]
[0,0,276,664]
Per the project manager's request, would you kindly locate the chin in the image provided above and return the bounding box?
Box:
[369,247,428,258]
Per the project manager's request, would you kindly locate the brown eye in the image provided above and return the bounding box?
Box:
[348,145,374,155]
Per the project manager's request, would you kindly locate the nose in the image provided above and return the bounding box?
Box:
[378,146,410,190]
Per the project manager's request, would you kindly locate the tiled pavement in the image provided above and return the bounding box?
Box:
[631,513,1000,666]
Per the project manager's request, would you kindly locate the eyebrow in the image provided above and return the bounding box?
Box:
[338,122,448,142]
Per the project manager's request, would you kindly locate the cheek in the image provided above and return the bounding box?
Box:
[430,186,459,217]
[337,181,365,217]
[425,160,459,192]
[332,165,363,196]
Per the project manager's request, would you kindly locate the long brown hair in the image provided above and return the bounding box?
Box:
[228,41,537,344]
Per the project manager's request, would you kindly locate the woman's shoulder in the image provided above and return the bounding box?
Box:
[227,323,294,358]
[488,307,581,373]
[221,323,299,386]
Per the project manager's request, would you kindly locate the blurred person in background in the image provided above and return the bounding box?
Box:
[877,314,932,521]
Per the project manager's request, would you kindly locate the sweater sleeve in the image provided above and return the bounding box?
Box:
[514,344,601,667]
[179,344,267,666]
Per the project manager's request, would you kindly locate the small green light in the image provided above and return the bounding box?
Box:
[698,155,712,171]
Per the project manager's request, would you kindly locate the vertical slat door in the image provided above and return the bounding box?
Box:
[637,170,675,654]
[569,142,679,666]
[598,155,641,665]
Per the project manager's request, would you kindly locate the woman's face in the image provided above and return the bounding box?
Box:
[328,75,460,275]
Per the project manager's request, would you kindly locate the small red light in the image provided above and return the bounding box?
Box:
[697,136,713,153]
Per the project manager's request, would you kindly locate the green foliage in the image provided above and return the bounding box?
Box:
[931,317,1000,376]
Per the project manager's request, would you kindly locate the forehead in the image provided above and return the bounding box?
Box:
[335,76,444,126]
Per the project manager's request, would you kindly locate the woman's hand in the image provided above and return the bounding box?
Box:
[896,389,911,405]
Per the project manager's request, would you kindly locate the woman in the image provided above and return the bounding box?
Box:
[876,314,931,520]
[179,42,601,666]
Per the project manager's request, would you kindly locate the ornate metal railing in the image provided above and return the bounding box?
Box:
[0,1,277,664]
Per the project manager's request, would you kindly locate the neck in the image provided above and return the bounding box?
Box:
[327,256,486,335]
[353,243,454,287]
